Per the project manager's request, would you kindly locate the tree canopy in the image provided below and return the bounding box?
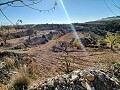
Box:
[0,0,57,25]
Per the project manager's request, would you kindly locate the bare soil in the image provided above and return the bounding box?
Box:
[0,31,119,80]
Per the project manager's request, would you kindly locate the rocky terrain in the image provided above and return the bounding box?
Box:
[0,20,120,90]
[31,69,120,90]
[0,51,36,85]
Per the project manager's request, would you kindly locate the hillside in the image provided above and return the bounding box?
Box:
[0,16,120,90]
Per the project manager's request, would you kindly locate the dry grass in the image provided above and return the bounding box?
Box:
[73,40,81,49]
[9,75,30,90]
[4,57,15,68]
[0,84,8,90]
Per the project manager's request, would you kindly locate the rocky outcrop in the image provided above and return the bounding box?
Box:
[39,70,120,90]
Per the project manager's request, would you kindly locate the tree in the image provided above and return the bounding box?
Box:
[0,0,57,43]
[0,25,10,45]
[59,44,71,74]
[106,32,120,51]
[0,0,57,25]
[15,20,23,31]
[59,53,72,74]
[27,28,34,40]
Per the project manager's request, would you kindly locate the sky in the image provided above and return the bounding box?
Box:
[0,0,120,25]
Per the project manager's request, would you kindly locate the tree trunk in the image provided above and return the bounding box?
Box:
[111,39,116,52]
[29,35,31,40]
[4,39,7,45]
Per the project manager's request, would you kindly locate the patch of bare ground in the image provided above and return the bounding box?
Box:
[24,36,119,82]
[29,47,120,83]
[0,32,119,81]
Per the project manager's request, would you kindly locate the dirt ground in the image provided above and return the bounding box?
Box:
[0,31,120,80]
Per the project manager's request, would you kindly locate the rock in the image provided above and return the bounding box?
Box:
[85,82,92,90]
[39,70,120,90]
[87,73,94,82]
[70,74,78,81]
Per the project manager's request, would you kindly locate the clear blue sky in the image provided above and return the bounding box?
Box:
[0,0,120,25]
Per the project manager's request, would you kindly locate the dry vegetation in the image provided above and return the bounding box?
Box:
[0,26,119,89]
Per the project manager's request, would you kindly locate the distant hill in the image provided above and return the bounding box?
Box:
[73,16,120,37]
[85,16,120,24]
[101,16,120,21]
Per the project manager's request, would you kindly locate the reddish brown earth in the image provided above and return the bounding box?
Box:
[28,37,119,80]
[0,31,119,80]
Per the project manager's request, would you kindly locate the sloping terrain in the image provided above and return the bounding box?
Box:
[1,31,120,78]
[10,32,119,79]
[0,28,120,90]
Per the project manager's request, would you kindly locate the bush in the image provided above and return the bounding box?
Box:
[0,31,4,37]
[59,55,73,74]
[73,40,81,49]
[42,34,46,38]
[4,57,15,68]
[13,44,25,49]
[14,34,21,38]
[113,63,120,79]
[4,43,12,47]
[10,75,30,90]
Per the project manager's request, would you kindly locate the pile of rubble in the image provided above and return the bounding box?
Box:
[39,70,120,90]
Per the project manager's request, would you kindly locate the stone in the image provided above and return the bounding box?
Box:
[39,70,120,90]
[87,73,94,82]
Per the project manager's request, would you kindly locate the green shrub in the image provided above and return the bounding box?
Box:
[113,63,120,78]
[73,40,81,49]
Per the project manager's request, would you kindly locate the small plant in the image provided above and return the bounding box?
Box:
[0,84,7,90]
[73,40,81,49]
[25,56,38,79]
[4,57,15,68]
[52,35,57,40]
[58,43,73,74]
[28,63,37,79]
[113,62,120,79]
[9,75,30,90]
[13,44,25,49]
[99,39,107,47]
[59,54,72,74]
[89,32,99,45]
[0,31,4,37]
